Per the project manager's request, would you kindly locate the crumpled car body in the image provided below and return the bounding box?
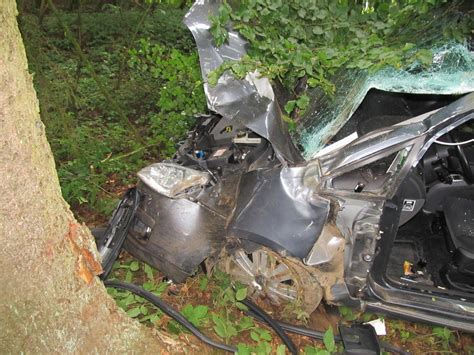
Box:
[117,1,474,331]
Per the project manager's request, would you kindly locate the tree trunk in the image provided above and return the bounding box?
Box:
[0,1,182,352]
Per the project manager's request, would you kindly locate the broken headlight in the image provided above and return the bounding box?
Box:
[137,163,210,198]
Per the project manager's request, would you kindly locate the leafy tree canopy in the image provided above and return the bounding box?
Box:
[209,0,472,102]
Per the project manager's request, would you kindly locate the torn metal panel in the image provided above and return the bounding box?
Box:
[228,166,330,259]
[124,182,227,282]
[184,0,303,164]
[305,224,345,266]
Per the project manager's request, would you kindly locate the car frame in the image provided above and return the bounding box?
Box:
[97,0,474,332]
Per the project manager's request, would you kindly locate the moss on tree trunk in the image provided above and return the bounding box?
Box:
[0,1,184,352]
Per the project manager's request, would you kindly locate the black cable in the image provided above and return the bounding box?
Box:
[241,298,298,355]
[104,279,237,353]
[247,309,333,340]
[247,310,409,355]
[105,278,408,355]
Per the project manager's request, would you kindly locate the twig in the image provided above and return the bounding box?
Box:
[100,143,156,163]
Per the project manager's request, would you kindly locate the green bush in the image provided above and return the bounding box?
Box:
[210,0,472,96]
[128,39,206,155]
[20,6,206,219]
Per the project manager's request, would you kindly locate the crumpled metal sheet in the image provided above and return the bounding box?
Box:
[184,0,303,165]
[228,166,330,258]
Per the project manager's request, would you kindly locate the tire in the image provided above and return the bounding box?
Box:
[217,246,323,315]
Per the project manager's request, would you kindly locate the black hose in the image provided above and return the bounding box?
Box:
[247,309,334,340]
[241,298,298,355]
[104,280,237,353]
[247,310,409,355]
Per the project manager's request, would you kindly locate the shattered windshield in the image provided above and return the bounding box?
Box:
[299,42,474,159]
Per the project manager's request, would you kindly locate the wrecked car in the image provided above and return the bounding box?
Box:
[98,1,474,332]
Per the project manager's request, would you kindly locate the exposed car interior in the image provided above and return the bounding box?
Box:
[333,90,473,297]
[329,89,460,142]
[388,118,474,295]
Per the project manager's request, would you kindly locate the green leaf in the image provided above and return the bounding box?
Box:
[255,341,272,354]
[235,287,247,301]
[237,316,254,331]
[139,305,148,316]
[181,304,209,328]
[237,343,252,355]
[167,321,182,335]
[250,330,260,342]
[323,326,336,353]
[143,281,154,291]
[149,313,161,323]
[129,261,140,272]
[284,100,296,114]
[338,305,356,320]
[296,95,310,110]
[144,264,154,280]
[307,77,319,88]
[416,49,432,66]
[227,324,238,338]
[126,307,141,318]
[355,59,372,69]
[298,8,306,19]
[403,43,415,51]
[258,329,272,341]
[207,70,220,86]
[152,282,168,297]
[181,304,194,318]
[199,276,209,291]
[125,270,133,283]
[304,347,329,355]
[209,19,229,47]
[212,314,228,339]
[316,10,327,19]
[193,305,209,320]
[235,301,249,311]
[277,345,287,355]
[312,26,323,35]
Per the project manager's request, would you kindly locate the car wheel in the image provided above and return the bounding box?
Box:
[218,246,322,315]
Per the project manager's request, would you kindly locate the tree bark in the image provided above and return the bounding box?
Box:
[0,1,182,352]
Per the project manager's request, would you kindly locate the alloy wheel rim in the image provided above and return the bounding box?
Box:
[224,248,299,305]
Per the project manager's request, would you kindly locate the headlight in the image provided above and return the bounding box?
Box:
[137,163,210,198]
